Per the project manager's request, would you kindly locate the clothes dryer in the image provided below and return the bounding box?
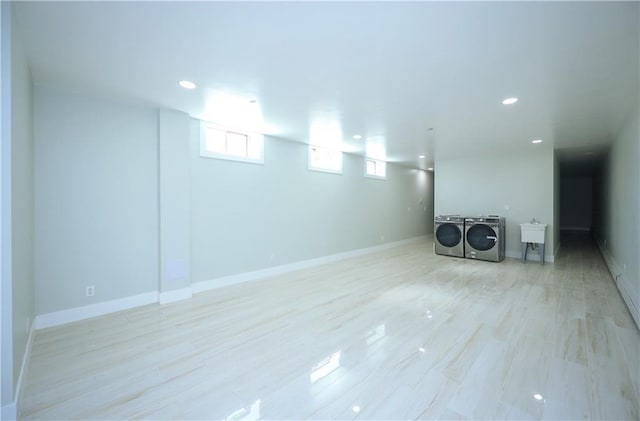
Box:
[434,215,465,257]
[464,216,505,262]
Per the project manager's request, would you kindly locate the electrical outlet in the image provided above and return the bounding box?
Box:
[86,285,95,297]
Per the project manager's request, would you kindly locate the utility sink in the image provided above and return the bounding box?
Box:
[520,223,547,244]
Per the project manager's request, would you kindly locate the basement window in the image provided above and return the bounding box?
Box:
[308,145,343,174]
[365,158,386,179]
[200,123,264,164]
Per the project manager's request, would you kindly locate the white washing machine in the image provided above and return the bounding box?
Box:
[434,215,465,257]
[464,216,506,262]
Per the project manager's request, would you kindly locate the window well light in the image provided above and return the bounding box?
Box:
[532,139,543,144]
[502,97,518,105]
[179,80,196,90]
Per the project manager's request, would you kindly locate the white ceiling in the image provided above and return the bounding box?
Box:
[14,1,639,169]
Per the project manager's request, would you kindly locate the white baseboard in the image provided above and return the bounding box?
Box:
[32,236,430,330]
[1,401,17,421]
[0,327,29,421]
[34,291,158,330]
[158,287,192,304]
[596,240,640,329]
[193,235,428,294]
[13,319,35,417]
[614,273,640,329]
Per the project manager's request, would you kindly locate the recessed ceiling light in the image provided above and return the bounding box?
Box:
[532,139,543,144]
[352,405,361,413]
[427,167,434,171]
[352,134,362,140]
[419,155,425,159]
[502,97,518,105]
[179,80,196,90]
[533,393,543,401]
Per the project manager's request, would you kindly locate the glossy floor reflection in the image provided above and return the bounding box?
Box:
[21,234,639,419]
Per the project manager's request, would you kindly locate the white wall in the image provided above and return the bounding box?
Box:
[10,14,34,398]
[434,147,555,261]
[1,5,36,417]
[190,119,433,284]
[34,88,159,315]
[31,90,432,316]
[600,105,639,324]
[553,154,560,254]
[0,0,13,414]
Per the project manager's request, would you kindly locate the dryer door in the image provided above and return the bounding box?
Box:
[436,223,462,247]
[466,224,497,250]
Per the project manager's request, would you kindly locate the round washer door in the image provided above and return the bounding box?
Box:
[436,223,462,247]
[466,224,497,251]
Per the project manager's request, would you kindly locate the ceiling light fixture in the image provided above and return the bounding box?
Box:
[179,80,196,90]
[352,134,362,140]
[502,97,518,105]
[427,167,434,171]
[532,139,543,144]
[419,155,425,159]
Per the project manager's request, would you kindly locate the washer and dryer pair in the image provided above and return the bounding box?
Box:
[434,215,506,262]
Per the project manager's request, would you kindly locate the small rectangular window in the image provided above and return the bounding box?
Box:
[365,158,386,179]
[200,123,264,164]
[308,145,343,174]
[226,131,249,157]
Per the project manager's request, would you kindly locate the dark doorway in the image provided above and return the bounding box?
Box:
[557,147,607,240]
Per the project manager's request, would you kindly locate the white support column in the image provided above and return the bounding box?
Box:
[0,1,16,418]
[158,109,192,303]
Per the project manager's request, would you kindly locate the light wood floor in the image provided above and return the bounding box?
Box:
[21,233,639,420]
